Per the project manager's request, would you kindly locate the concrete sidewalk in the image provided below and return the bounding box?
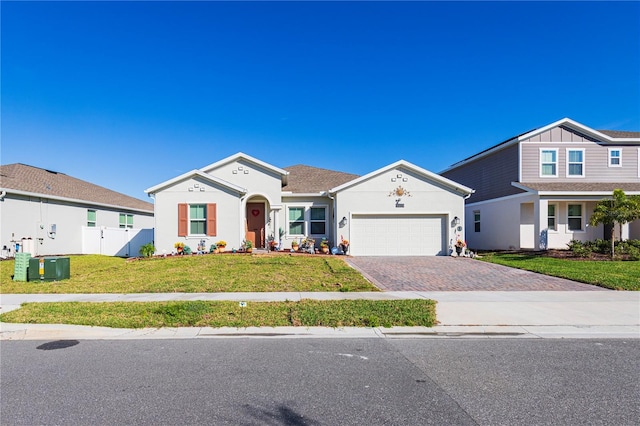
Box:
[1,291,639,340]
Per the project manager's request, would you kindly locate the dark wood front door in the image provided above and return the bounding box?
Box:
[246,203,265,248]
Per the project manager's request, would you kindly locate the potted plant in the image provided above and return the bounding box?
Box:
[320,240,329,254]
[454,239,466,256]
[339,239,349,255]
[243,239,253,253]
[174,241,185,254]
[215,240,227,253]
[291,240,299,251]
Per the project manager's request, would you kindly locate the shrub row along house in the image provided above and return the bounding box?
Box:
[441,118,640,251]
[0,164,154,257]
[145,154,473,256]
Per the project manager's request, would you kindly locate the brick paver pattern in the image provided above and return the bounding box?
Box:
[345,257,607,291]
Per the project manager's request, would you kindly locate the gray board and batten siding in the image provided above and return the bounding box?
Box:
[441,143,521,203]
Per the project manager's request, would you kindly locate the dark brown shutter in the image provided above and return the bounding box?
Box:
[207,204,217,236]
[178,203,188,237]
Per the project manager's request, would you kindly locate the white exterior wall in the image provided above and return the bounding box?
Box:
[0,193,153,257]
[211,159,283,202]
[465,195,529,251]
[334,167,466,255]
[466,194,613,251]
[279,195,334,249]
[152,176,243,254]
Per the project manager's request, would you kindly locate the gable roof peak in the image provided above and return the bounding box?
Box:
[199,152,289,176]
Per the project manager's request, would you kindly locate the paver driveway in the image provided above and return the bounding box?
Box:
[345,257,607,291]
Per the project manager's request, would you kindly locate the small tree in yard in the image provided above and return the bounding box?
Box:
[589,189,640,259]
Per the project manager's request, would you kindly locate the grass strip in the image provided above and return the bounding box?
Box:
[479,252,640,291]
[0,254,378,294]
[0,299,436,328]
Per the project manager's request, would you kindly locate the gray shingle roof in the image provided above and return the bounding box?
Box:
[282,165,359,193]
[518,182,640,192]
[0,163,154,212]
[597,130,640,139]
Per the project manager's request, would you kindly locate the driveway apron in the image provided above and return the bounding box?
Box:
[345,257,607,291]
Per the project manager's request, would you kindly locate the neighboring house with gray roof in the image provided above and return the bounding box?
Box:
[146,153,473,256]
[0,164,154,257]
[440,118,640,251]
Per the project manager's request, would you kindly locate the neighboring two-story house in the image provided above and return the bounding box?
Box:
[0,163,154,257]
[145,153,473,256]
[441,118,640,251]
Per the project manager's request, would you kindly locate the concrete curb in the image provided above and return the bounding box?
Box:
[2,323,638,341]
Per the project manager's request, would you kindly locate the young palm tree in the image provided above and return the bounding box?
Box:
[589,189,640,258]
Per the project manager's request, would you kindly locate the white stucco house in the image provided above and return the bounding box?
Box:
[0,163,154,257]
[145,153,474,256]
[441,118,640,251]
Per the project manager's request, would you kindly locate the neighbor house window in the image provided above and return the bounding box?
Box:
[288,207,305,235]
[177,203,217,237]
[189,205,206,235]
[309,207,327,235]
[566,149,585,177]
[540,149,557,177]
[567,204,583,231]
[119,213,133,229]
[547,204,557,231]
[473,211,481,232]
[87,210,97,227]
[609,149,621,167]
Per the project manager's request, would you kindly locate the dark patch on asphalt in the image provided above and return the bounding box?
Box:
[36,340,80,350]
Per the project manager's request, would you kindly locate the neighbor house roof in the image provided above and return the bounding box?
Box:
[597,130,640,139]
[282,165,360,194]
[0,163,154,213]
[512,181,640,194]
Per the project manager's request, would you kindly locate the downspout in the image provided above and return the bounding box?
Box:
[147,193,156,248]
[0,191,6,201]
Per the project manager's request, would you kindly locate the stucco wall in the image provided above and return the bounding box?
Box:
[0,193,153,257]
[152,175,244,254]
[465,195,610,251]
[334,166,466,251]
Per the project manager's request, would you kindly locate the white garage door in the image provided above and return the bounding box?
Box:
[350,214,447,256]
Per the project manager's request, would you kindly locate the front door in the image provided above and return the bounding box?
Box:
[246,203,265,248]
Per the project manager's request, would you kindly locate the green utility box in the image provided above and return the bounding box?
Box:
[13,253,32,281]
[28,257,71,282]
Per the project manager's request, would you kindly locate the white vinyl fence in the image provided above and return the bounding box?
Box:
[82,227,154,257]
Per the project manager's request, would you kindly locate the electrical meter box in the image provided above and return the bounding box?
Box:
[28,257,71,282]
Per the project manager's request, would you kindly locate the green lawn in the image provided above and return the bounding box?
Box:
[0,254,378,294]
[480,252,640,291]
[0,299,436,328]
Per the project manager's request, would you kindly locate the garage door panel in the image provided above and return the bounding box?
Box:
[351,215,446,256]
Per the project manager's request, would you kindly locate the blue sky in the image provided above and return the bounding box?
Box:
[2,1,639,202]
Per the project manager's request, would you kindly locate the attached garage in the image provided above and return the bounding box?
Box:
[350,214,447,256]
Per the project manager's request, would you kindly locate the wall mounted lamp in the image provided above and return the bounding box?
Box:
[454,216,461,226]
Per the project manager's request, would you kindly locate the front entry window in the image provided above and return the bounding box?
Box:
[547,204,557,231]
[567,204,583,231]
[190,204,206,234]
[288,207,305,235]
[310,207,326,235]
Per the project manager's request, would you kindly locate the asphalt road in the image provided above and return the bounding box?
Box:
[1,338,638,425]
